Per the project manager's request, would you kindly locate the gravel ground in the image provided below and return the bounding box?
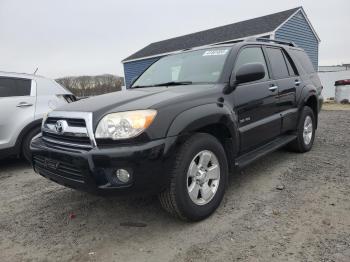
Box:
[0,110,349,262]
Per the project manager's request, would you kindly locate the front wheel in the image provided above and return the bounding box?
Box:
[159,133,228,221]
[288,106,316,153]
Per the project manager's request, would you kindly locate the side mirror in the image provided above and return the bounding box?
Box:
[235,63,266,85]
[225,63,266,94]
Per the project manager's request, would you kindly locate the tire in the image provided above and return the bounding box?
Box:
[288,106,316,153]
[22,126,41,163]
[159,133,228,221]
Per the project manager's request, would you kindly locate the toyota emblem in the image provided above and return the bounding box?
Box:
[55,120,68,134]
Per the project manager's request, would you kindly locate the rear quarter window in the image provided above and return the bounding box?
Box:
[291,50,315,74]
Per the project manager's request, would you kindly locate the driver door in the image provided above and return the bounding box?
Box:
[232,46,281,153]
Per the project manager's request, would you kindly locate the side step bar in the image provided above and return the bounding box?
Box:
[235,135,297,169]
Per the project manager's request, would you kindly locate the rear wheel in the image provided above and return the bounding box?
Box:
[159,133,228,221]
[288,106,315,153]
[22,127,41,163]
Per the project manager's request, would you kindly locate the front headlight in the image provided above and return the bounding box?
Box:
[95,110,157,140]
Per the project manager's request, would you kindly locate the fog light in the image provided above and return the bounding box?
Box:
[116,169,130,183]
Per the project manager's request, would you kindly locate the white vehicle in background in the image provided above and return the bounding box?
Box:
[0,71,76,161]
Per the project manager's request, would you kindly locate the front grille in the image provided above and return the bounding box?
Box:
[43,132,91,145]
[42,116,93,149]
[33,155,84,183]
[46,117,86,127]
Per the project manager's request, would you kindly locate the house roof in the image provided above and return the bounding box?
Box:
[123,7,302,62]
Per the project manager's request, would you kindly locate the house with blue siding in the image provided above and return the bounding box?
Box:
[122,7,320,88]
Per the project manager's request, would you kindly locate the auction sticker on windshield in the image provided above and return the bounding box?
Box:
[203,49,229,56]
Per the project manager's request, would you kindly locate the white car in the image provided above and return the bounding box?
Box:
[0,71,76,161]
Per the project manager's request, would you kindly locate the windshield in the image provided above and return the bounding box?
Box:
[132,47,231,87]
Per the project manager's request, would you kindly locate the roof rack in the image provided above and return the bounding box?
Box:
[182,39,244,52]
[210,39,245,46]
[182,37,296,53]
[247,37,297,47]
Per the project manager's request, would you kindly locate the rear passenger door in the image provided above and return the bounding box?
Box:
[232,46,280,153]
[265,47,299,133]
[0,77,35,149]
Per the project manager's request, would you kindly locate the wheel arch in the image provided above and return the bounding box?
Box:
[166,103,239,171]
[303,94,319,128]
[15,119,42,156]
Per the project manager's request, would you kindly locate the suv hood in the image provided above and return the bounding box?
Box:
[55,84,219,119]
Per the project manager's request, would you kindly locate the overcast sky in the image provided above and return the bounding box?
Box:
[0,0,349,79]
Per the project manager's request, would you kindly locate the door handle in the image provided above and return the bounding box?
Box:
[295,80,301,86]
[268,85,278,91]
[17,102,33,108]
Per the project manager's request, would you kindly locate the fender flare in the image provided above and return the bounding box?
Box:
[298,86,319,127]
[166,103,240,158]
[302,91,318,105]
[298,84,317,107]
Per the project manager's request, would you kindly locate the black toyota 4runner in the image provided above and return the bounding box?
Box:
[31,38,323,221]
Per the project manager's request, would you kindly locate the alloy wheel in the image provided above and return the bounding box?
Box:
[303,115,313,145]
[186,150,220,206]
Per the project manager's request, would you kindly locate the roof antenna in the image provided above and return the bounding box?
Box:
[33,67,38,75]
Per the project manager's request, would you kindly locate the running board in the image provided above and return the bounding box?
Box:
[235,135,297,169]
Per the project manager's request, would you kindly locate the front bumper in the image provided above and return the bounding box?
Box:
[30,136,177,196]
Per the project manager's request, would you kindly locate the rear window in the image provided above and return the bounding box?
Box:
[0,78,32,97]
[291,50,315,74]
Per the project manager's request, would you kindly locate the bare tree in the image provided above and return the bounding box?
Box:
[56,74,123,97]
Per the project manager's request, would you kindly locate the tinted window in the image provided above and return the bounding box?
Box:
[292,50,315,74]
[234,47,269,81]
[266,48,289,79]
[0,78,31,97]
[283,52,298,76]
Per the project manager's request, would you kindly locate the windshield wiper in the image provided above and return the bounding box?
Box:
[132,85,151,89]
[153,81,193,87]
[132,81,193,89]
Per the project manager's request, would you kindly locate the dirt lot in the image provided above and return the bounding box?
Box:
[322,101,350,111]
[1,110,349,262]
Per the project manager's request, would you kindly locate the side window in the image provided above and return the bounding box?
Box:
[0,78,32,98]
[234,47,269,81]
[266,47,289,79]
[283,51,298,76]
